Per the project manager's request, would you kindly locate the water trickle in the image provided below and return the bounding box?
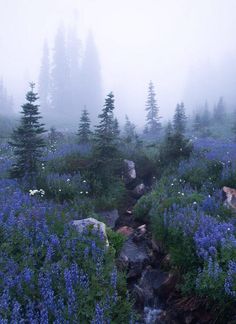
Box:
[144,307,162,323]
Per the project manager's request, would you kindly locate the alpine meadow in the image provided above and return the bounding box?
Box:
[0,1,236,323]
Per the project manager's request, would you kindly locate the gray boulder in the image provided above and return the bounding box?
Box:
[72,218,109,247]
[123,159,136,184]
[222,186,236,211]
[117,237,151,278]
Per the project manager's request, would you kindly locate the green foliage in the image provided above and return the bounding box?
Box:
[124,115,136,143]
[145,81,162,136]
[93,180,126,211]
[9,83,46,181]
[159,132,193,167]
[213,97,226,123]
[173,102,187,135]
[77,108,92,144]
[133,193,153,220]
[93,92,121,185]
[195,262,226,302]
[181,160,223,190]
[94,92,119,161]
[107,229,125,256]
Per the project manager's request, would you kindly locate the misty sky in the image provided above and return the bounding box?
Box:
[1,0,236,125]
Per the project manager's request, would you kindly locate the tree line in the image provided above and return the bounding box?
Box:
[39,25,102,121]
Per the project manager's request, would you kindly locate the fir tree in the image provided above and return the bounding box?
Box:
[67,25,81,116]
[0,79,13,115]
[94,92,118,161]
[192,113,201,134]
[202,101,211,127]
[173,102,187,135]
[112,117,120,138]
[39,40,50,111]
[80,31,102,122]
[124,115,136,142]
[164,121,173,140]
[145,81,162,136]
[77,107,92,144]
[160,117,192,166]
[213,97,225,123]
[51,25,69,114]
[9,83,46,181]
[48,126,63,150]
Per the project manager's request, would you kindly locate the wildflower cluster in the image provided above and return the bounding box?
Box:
[0,179,132,322]
[135,138,236,304]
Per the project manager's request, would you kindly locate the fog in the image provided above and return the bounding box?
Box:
[1,0,236,126]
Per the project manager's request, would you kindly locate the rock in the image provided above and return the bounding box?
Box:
[222,186,236,211]
[132,183,146,198]
[123,159,136,184]
[117,237,150,278]
[132,224,147,242]
[139,267,169,303]
[161,254,172,268]
[156,272,179,299]
[116,226,134,237]
[151,238,161,253]
[98,209,119,228]
[144,307,163,324]
[132,284,145,308]
[72,218,109,247]
[184,313,194,324]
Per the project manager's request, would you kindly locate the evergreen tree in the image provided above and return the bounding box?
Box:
[77,107,92,144]
[173,102,187,135]
[164,121,173,140]
[202,101,211,127]
[145,81,162,136]
[160,117,192,166]
[94,92,118,161]
[48,126,63,150]
[124,115,136,142]
[39,40,50,111]
[0,79,13,115]
[67,25,81,116]
[213,97,225,122]
[112,117,120,138]
[192,113,201,134]
[9,83,46,181]
[80,31,102,123]
[51,25,69,114]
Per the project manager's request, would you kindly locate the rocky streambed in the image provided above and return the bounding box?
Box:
[114,198,214,324]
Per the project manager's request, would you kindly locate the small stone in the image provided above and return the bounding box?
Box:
[132,183,146,198]
[222,186,236,211]
[116,226,134,237]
